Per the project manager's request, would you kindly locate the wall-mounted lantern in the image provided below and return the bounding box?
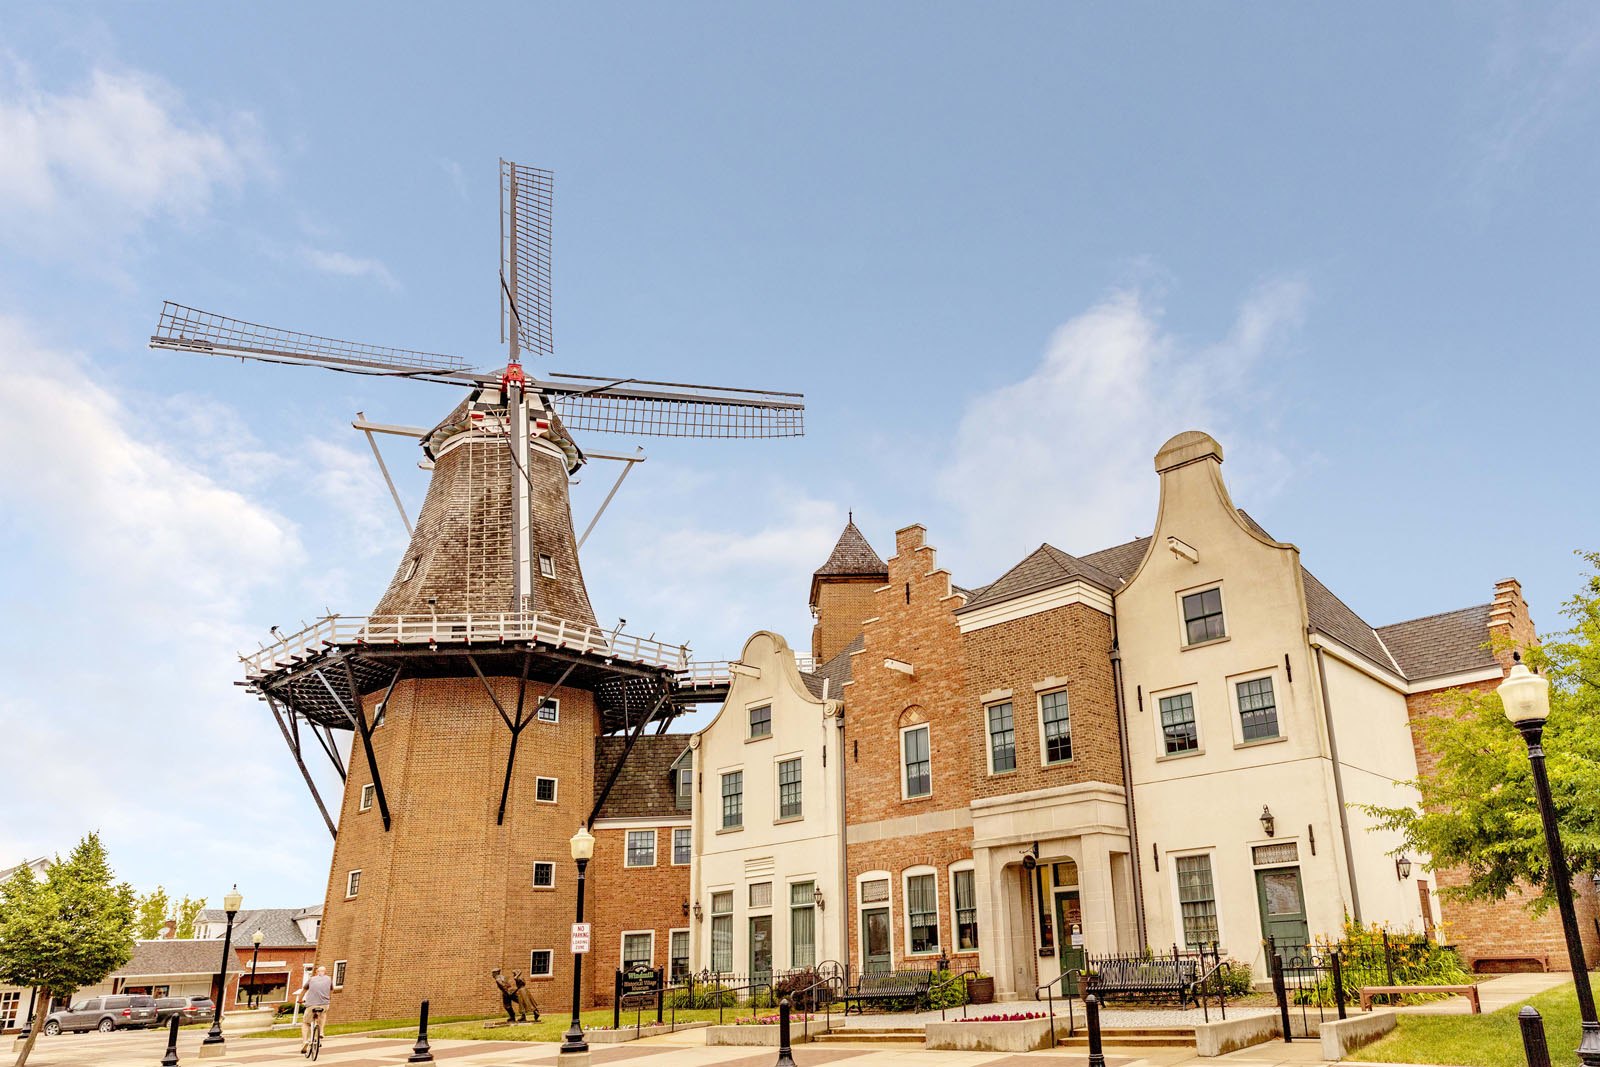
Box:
[1259,805,1276,838]
[1396,854,1412,880]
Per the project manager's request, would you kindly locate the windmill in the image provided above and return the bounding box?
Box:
[149,161,806,1021]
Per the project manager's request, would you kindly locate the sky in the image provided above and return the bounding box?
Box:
[2,3,1598,908]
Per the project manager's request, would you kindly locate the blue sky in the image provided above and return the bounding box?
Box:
[2,3,1597,907]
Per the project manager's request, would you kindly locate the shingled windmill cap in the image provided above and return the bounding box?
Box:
[1154,430,1224,474]
[810,514,888,606]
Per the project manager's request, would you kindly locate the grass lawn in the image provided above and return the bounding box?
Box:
[424,1006,760,1043]
[238,1012,495,1038]
[1350,977,1594,1066]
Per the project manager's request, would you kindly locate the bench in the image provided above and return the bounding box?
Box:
[1083,957,1202,1007]
[1471,954,1548,974]
[1359,984,1480,1013]
[840,970,933,1014]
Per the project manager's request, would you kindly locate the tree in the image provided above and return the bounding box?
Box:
[175,894,206,940]
[134,886,170,941]
[1361,550,1600,915]
[0,834,135,1067]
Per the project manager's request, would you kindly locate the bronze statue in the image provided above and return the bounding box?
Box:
[512,970,541,1023]
[491,968,517,1023]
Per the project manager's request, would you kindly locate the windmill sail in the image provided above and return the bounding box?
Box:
[500,160,554,359]
[544,374,805,438]
[150,302,484,383]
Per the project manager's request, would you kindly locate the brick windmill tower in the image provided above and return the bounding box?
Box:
[149,161,804,1020]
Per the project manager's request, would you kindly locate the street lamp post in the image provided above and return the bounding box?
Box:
[201,885,243,1057]
[248,931,264,1009]
[561,826,596,1063]
[1501,659,1600,1065]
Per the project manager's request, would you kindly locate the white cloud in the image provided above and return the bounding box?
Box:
[304,438,411,558]
[299,246,401,291]
[440,157,470,202]
[937,277,1308,578]
[0,63,265,252]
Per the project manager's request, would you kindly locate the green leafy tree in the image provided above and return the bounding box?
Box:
[175,894,206,940]
[134,886,170,941]
[0,834,136,1067]
[1361,551,1600,915]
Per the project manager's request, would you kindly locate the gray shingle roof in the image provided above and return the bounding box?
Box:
[111,940,243,978]
[1377,605,1496,681]
[593,734,692,820]
[196,908,314,947]
[813,522,888,580]
[1079,537,1153,581]
[1301,570,1400,674]
[813,633,861,697]
[956,544,1122,615]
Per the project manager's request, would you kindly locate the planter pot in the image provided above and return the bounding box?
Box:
[965,977,995,1004]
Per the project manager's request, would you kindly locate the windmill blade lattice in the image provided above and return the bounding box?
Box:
[544,374,805,438]
[500,160,554,359]
[151,302,481,381]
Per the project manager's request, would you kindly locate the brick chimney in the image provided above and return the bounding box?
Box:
[1487,578,1537,670]
[160,919,177,939]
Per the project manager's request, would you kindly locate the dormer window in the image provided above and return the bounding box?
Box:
[400,557,419,582]
[671,750,693,811]
[1182,588,1225,645]
[538,554,555,579]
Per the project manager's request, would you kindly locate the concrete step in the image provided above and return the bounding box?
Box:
[812,1031,924,1045]
[1054,1034,1197,1049]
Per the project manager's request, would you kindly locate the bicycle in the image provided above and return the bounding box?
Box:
[303,1006,324,1061]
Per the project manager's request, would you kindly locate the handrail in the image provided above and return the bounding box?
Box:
[929,969,978,1021]
[781,966,845,1040]
[1190,956,1229,1022]
[1034,968,1078,1046]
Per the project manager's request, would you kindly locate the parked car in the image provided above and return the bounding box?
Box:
[153,996,214,1026]
[42,995,158,1034]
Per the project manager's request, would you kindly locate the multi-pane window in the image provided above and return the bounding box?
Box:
[537,699,558,723]
[1236,677,1279,741]
[672,827,692,866]
[721,771,743,829]
[360,784,375,811]
[778,758,803,819]
[532,862,554,888]
[710,891,734,972]
[346,870,361,898]
[332,960,347,987]
[529,949,553,977]
[669,930,690,982]
[625,830,656,867]
[987,703,1015,773]
[535,777,557,803]
[1182,588,1225,645]
[1175,854,1219,949]
[749,882,772,908]
[538,553,555,578]
[1040,690,1072,763]
[674,755,693,811]
[906,873,939,954]
[902,725,931,798]
[953,869,978,951]
[622,932,653,970]
[790,881,816,968]
[1159,693,1199,755]
[749,704,772,738]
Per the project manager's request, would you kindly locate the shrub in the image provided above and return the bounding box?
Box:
[772,968,834,1012]
[956,1011,1045,1023]
[666,980,736,1009]
[1218,960,1253,997]
[1291,917,1471,1007]
[274,1002,298,1018]
[927,970,968,1011]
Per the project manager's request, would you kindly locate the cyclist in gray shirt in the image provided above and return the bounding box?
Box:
[295,966,335,1052]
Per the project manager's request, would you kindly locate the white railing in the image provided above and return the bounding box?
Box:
[673,655,817,690]
[241,612,691,679]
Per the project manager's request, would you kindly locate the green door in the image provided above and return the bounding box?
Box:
[749,916,772,985]
[1055,892,1084,995]
[862,908,891,973]
[1255,866,1309,963]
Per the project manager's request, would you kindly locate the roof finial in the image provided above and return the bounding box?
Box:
[848,509,853,524]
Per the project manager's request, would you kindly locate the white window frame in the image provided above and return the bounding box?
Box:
[855,870,894,973]
[359,783,375,811]
[528,949,554,977]
[788,878,818,969]
[620,929,655,969]
[671,826,692,866]
[1036,685,1072,766]
[668,927,691,981]
[532,861,556,890]
[535,776,559,804]
[720,768,744,830]
[332,960,347,988]
[984,700,1016,776]
[538,553,555,578]
[400,557,419,582]
[899,722,932,800]
[537,697,560,724]
[1177,582,1228,648]
[345,870,361,899]
[949,861,978,953]
[901,865,941,957]
[624,829,658,868]
[1227,667,1286,746]
[775,753,803,821]
[709,888,735,974]
[1169,849,1225,951]
[747,702,773,741]
[1152,683,1204,759]
[372,701,386,729]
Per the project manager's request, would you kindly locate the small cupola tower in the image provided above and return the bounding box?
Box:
[809,515,889,663]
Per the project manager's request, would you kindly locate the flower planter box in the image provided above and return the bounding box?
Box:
[705,1024,814,1046]
[585,1020,710,1043]
[925,1016,1054,1053]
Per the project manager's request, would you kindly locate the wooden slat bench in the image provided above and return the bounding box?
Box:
[1084,957,1202,1007]
[1359,984,1481,1013]
[840,970,933,1014]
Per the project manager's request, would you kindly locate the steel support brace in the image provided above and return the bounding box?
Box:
[496,652,533,825]
[304,714,346,782]
[266,695,337,839]
[588,686,671,826]
[335,658,392,831]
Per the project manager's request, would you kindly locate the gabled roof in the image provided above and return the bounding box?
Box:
[1300,570,1401,675]
[1079,536,1153,582]
[197,908,316,947]
[111,940,243,979]
[1377,604,1497,681]
[807,633,861,698]
[810,521,888,603]
[956,544,1121,615]
[593,734,692,820]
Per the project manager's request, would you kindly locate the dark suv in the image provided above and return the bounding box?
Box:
[42,995,158,1034]
[154,996,215,1026]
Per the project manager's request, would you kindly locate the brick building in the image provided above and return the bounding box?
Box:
[810,519,889,665]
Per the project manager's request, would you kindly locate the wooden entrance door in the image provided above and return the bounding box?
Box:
[862,908,891,973]
[749,916,772,984]
[1055,891,1084,994]
[1255,867,1309,960]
